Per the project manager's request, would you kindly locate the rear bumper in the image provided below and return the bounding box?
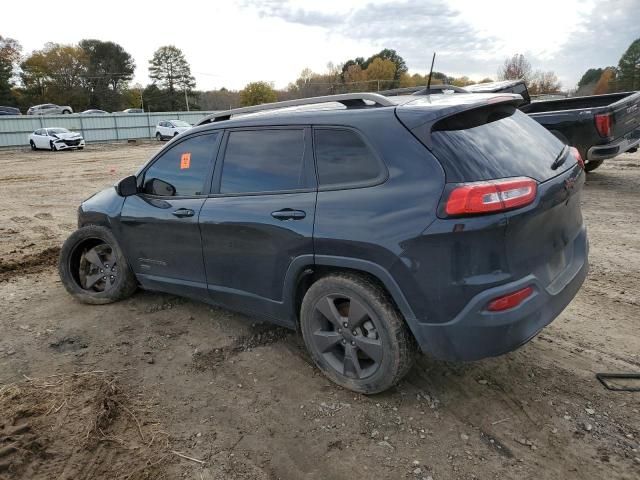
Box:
[412,228,588,361]
[587,125,640,161]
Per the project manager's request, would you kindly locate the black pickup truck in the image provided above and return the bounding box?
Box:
[465,81,640,171]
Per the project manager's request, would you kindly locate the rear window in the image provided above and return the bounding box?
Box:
[431,105,565,182]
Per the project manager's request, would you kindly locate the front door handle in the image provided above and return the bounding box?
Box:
[172,208,195,218]
[271,209,306,220]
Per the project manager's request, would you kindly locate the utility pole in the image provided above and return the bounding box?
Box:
[183,75,189,112]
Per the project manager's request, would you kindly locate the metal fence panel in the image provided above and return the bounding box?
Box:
[0,111,218,147]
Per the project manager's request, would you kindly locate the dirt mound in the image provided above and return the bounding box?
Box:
[0,246,61,282]
[0,372,173,480]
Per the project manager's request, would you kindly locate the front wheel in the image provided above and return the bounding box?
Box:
[30,140,36,151]
[50,141,57,151]
[58,225,137,305]
[156,132,162,141]
[62,110,71,114]
[300,273,416,394]
[585,159,604,172]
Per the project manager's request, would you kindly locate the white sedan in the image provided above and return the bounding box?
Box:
[29,127,86,151]
[155,120,191,140]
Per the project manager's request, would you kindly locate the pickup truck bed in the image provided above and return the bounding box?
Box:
[521,91,640,170]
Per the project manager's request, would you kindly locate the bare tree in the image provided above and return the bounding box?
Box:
[529,70,562,95]
[498,54,532,83]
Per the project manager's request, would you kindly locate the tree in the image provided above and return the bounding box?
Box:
[450,76,475,87]
[240,81,277,106]
[529,70,561,95]
[80,39,135,110]
[364,58,396,90]
[616,38,640,91]
[20,43,88,108]
[498,54,532,83]
[149,46,196,109]
[0,35,21,105]
[594,68,616,95]
[578,68,604,88]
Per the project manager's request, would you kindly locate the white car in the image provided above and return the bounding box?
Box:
[29,127,85,151]
[155,120,191,140]
[27,103,73,115]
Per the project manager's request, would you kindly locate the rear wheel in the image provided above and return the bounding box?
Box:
[300,273,416,394]
[585,159,604,172]
[62,109,71,114]
[58,225,137,305]
[30,140,36,151]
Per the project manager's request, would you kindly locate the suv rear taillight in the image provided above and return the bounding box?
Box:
[445,177,537,216]
[569,146,585,169]
[594,113,612,138]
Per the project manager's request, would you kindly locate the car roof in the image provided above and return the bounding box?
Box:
[188,92,521,135]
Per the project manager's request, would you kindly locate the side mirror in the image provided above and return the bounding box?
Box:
[116,175,138,197]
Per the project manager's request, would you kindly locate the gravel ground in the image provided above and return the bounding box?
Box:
[0,143,638,479]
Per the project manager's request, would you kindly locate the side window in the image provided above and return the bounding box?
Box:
[143,133,218,196]
[314,129,383,187]
[220,129,305,194]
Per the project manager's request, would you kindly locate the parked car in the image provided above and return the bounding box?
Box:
[0,106,21,115]
[155,120,191,140]
[80,109,109,115]
[122,108,144,114]
[58,92,588,394]
[465,81,640,171]
[27,104,73,115]
[29,127,85,151]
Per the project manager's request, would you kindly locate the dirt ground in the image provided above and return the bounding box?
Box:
[0,143,638,480]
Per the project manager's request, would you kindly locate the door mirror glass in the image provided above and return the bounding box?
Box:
[144,178,176,196]
[116,175,138,197]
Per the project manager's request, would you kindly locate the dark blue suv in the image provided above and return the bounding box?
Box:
[58,92,588,393]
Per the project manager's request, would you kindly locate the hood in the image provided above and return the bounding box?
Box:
[53,131,82,140]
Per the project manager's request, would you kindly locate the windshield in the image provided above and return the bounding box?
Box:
[48,128,69,134]
[171,120,190,127]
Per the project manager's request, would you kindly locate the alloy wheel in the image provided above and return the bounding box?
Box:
[309,294,383,379]
[75,243,118,292]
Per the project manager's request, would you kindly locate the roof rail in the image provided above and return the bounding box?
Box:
[196,93,394,125]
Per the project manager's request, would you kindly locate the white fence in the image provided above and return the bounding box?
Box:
[0,111,218,148]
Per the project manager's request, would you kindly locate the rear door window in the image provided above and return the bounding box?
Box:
[313,128,384,187]
[220,129,306,194]
[142,133,218,196]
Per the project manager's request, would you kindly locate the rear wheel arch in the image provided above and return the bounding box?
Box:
[291,258,417,331]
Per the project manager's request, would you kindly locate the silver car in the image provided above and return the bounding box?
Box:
[27,103,73,115]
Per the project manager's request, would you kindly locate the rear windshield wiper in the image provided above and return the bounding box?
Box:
[551,146,568,170]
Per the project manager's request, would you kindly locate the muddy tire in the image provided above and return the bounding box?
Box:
[300,273,416,394]
[58,225,137,305]
[585,159,604,172]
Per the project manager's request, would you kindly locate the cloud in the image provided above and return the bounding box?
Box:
[545,0,640,86]
[244,0,498,72]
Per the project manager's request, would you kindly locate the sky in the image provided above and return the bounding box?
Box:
[3,0,638,91]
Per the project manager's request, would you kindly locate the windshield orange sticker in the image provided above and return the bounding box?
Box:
[180,152,191,169]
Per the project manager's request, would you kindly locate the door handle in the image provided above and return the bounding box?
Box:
[271,209,306,220]
[172,208,195,218]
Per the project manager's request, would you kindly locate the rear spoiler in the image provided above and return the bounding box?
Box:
[395,94,523,149]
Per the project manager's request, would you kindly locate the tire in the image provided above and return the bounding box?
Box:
[585,159,604,172]
[30,140,36,151]
[300,273,416,394]
[62,110,71,114]
[58,225,137,305]
[50,141,56,151]
[173,132,179,137]
[77,147,84,150]
[156,132,162,141]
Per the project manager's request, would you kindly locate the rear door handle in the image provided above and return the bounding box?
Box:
[172,208,195,218]
[271,209,306,220]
